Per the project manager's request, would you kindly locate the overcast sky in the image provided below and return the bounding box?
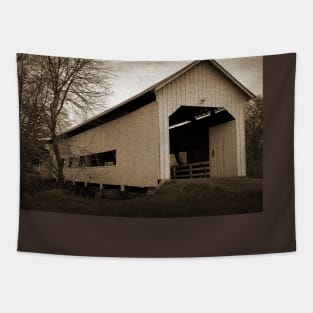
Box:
[102,56,263,109]
[70,56,262,125]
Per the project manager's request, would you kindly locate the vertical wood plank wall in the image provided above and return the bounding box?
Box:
[156,62,248,179]
[209,120,237,177]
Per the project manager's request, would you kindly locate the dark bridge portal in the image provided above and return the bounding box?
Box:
[169,106,234,164]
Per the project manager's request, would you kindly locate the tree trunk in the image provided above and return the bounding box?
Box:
[51,132,64,187]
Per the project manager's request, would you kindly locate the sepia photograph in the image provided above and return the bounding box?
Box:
[18,54,263,217]
[2,0,304,310]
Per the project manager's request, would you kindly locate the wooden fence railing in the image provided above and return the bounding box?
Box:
[171,161,210,179]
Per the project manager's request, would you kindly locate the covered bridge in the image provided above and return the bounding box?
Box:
[54,60,255,189]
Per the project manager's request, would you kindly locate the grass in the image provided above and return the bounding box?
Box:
[21,177,262,217]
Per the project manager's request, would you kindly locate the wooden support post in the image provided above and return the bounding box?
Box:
[96,183,104,198]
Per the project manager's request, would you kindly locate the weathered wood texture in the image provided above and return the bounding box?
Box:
[54,61,249,187]
[156,62,248,179]
[209,120,237,177]
[58,101,160,187]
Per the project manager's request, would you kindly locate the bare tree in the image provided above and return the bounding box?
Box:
[17,54,113,186]
[18,54,50,184]
[245,96,263,177]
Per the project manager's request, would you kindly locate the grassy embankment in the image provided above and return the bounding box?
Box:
[21,177,262,217]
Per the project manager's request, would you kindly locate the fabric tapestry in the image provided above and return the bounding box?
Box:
[17,53,296,257]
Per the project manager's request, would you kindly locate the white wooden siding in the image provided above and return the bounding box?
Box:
[209,120,237,177]
[58,101,160,187]
[156,61,248,179]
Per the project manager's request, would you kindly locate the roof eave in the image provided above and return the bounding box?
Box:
[59,59,256,137]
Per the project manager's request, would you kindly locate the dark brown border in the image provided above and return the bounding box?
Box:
[17,53,296,257]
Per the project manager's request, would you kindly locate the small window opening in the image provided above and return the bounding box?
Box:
[79,156,86,167]
[68,157,73,168]
[96,150,116,166]
[67,150,116,168]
